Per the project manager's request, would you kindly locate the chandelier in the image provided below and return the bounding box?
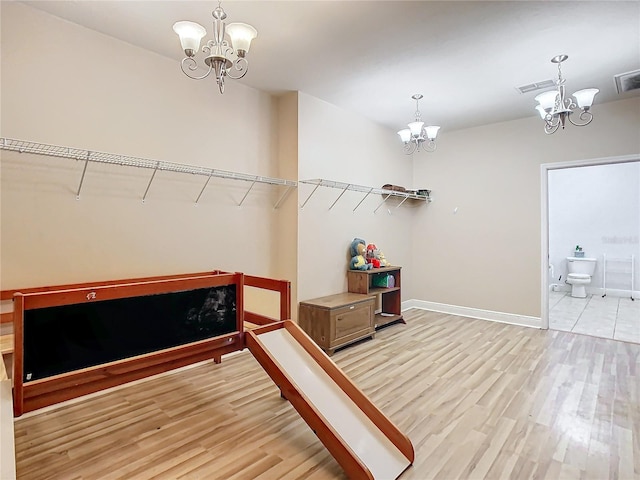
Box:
[397,94,440,154]
[173,2,257,94]
[534,55,599,134]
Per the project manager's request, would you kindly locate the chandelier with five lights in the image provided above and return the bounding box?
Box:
[172,2,257,94]
[534,55,599,135]
[397,94,440,154]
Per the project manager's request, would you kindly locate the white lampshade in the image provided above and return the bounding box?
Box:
[573,88,599,108]
[397,129,411,143]
[535,90,559,111]
[226,23,257,53]
[173,21,207,54]
[408,121,424,137]
[535,105,547,119]
[424,125,440,140]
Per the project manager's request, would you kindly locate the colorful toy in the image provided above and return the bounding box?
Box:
[350,238,373,270]
[377,249,390,267]
[365,243,390,267]
[366,244,381,268]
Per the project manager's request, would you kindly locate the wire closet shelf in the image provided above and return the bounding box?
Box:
[299,178,431,212]
[0,137,297,207]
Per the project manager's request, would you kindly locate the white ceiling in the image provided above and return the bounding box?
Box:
[22,1,640,133]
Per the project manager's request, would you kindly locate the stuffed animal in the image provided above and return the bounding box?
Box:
[377,249,390,267]
[366,244,381,268]
[350,238,373,270]
[366,243,390,267]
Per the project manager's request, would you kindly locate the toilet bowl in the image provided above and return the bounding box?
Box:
[566,256,597,298]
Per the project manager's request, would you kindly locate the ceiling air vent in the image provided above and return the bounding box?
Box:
[516,79,555,94]
[614,69,640,94]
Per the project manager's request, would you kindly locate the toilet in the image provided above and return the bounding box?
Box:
[566,256,597,298]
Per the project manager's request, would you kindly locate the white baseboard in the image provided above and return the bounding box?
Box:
[402,299,541,329]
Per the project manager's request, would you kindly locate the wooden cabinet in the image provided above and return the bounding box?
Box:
[347,266,403,329]
[298,293,375,356]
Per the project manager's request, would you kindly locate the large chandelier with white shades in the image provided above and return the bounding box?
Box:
[534,55,599,135]
[173,2,257,94]
[397,94,440,154]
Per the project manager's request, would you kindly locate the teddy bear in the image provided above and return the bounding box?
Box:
[350,238,373,270]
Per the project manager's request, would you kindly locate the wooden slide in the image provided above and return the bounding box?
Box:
[246,321,414,480]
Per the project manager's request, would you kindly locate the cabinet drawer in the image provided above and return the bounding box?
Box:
[333,305,371,340]
[298,293,375,355]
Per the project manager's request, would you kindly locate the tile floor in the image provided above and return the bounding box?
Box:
[549,290,640,343]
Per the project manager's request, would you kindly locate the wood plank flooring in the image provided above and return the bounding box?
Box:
[13,309,640,479]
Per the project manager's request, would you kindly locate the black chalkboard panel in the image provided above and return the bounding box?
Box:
[23,285,237,382]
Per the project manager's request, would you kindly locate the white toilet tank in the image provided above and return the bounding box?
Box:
[566,257,597,275]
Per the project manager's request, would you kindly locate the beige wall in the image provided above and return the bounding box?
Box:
[0,3,287,300]
[274,92,299,318]
[6,2,637,325]
[411,96,640,318]
[296,93,418,302]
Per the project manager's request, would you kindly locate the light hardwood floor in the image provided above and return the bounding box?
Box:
[14,309,640,479]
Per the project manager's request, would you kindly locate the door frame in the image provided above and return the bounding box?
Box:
[540,154,639,330]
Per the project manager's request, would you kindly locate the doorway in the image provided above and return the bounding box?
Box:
[541,155,639,343]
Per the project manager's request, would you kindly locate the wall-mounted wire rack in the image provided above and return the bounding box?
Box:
[0,137,297,208]
[602,253,635,300]
[298,178,431,212]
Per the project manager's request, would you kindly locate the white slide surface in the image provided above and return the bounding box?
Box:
[256,328,410,480]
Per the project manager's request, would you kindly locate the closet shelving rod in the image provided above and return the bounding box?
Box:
[273,185,295,210]
[195,173,213,205]
[299,178,431,211]
[76,152,90,199]
[374,194,392,213]
[0,138,297,207]
[238,180,257,207]
[353,188,374,212]
[142,162,160,203]
[329,184,351,210]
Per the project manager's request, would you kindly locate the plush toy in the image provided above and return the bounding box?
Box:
[366,244,381,268]
[377,249,390,267]
[350,238,373,270]
[366,243,390,267]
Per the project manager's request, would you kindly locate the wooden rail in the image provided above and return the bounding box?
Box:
[244,275,291,325]
[11,272,245,416]
[2,271,291,325]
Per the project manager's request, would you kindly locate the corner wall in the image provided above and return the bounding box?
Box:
[296,93,417,302]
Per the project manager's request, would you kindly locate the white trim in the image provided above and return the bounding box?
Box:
[540,154,640,331]
[402,300,541,329]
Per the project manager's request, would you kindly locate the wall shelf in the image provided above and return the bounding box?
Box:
[0,137,297,208]
[299,178,431,212]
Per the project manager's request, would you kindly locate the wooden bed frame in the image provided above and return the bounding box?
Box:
[6,271,291,416]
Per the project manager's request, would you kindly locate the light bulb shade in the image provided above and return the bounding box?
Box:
[424,125,440,140]
[226,23,257,54]
[173,21,207,54]
[535,105,547,119]
[572,88,599,108]
[535,90,559,111]
[397,129,411,143]
[408,121,424,137]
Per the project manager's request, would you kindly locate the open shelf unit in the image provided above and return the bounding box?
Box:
[0,137,297,208]
[347,266,403,329]
[299,178,431,212]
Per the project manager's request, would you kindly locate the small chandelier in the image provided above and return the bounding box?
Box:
[534,55,599,135]
[173,2,257,94]
[397,94,440,154]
